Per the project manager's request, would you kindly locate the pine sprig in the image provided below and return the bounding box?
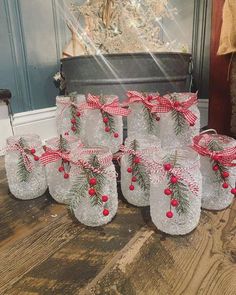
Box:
[17,137,30,182]
[171,109,187,136]
[70,94,81,135]
[142,105,156,132]
[58,135,68,152]
[102,111,116,133]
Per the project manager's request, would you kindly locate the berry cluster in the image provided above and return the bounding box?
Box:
[127,156,141,191]
[30,148,40,162]
[102,113,119,139]
[71,110,81,133]
[88,177,109,216]
[58,159,70,179]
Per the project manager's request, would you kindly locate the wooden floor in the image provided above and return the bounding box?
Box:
[0,158,236,295]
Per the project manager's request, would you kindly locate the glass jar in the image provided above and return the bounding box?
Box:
[55,94,86,140]
[83,95,126,153]
[158,93,200,148]
[150,147,202,235]
[44,136,80,204]
[69,147,118,227]
[120,135,160,206]
[126,91,161,139]
[192,133,236,210]
[5,134,47,200]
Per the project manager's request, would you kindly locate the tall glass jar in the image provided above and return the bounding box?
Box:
[150,147,202,235]
[69,147,118,227]
[55,93,86,141]
[43,136,80,204]
[83,94,129,153]
[5,134,47,200]
[120,135,160,206]
[157,93,200,148]
[126,91,161,139]
[192,133,236,210]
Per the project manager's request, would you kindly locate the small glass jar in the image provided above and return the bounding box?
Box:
[193,133,236,210]
[150,147,202,235]
[55,94,86,140]
[83,95,124,153]
[159,93,200,148]
[5,134,47,200]
[44,136,80,204]
[127,92,161,139]
[120,135,160,206]
[69,147,118,227]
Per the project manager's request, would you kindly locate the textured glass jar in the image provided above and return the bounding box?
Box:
[193,133,236,210]
[56,94,86,141]
[5,134,47,200]
[83,96,123,153]
[120,135,160,206]
[45,136,80,204]
[150,148,202,235]
[70,147,118,227]
[159,93,200,148]
[127,92,161,139]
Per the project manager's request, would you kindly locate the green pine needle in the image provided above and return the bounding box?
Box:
[17,137,31,182]
[171,109,187,136]
[142,105,156,132]
[70,94,81,135]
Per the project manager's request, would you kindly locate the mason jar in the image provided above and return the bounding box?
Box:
[55,94,86,140]
[83,95,127,153]
[69,147,118,227]
[192,133,236,210]
[44,136,80,204]
[5,134,47,200]
[126,91,161,139]
[150,147,202,235]
[120,135,160,206]
[158,93,200,148]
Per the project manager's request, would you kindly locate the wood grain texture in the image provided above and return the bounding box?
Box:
[0,157,235,295]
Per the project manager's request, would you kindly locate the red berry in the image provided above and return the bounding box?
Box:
[71,126,76,132]
[131,176,137,182]
[64,132,69,136]
[88,188,96,196]
[164,163,172,171]
[133,157,141,164]
[166,211,173,218]
[114,132,119,138]
[64,173,69,179]
[231,188,236,195]
[222,171,229,178]
[164,188,172,196]
[222,182,229,189]
[103,117,109,123]
[156,117,160,121]
[127,167,132,173]
[129,184,135,191]
[30,148,36,155]
[212,155,220,161]
[76,111,81,117]
[147,95,153,101]
[105,126,110,132]
[171,199,179,207]
[170,176,178,184]
[58,166,64,172]
[34,155,39,161]
[71,118,76,124]
[102,195,108,202]
[190,122,195,127]
[212,164,219,171]
[103,209,109,216]
[89,178,97,186]
[174,101,180,108]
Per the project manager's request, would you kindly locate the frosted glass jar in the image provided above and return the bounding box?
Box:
[193,133,236,210]
[159,93,200,148]
[70,147,118,227]
[120,135,160,206]
[83,95,124,153]
[44,136,80,204]
[56,94,86,140]
[127,92,161,139]
[150,148,202,235]
[5,134,47,200]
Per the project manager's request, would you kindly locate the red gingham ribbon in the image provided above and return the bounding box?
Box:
[151,93,198,125]
[124,91,160,109]
[192,134,236,167]
[57,99,83,119]
[81,94,130,116]
[6,143,33,172]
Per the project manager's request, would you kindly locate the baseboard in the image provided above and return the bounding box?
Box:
[0,99,209,155]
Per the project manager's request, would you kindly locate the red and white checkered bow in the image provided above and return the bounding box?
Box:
[124,91,160,109]
[151,94,198,126]
[81,94,130,116]
[6,143,33,172]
